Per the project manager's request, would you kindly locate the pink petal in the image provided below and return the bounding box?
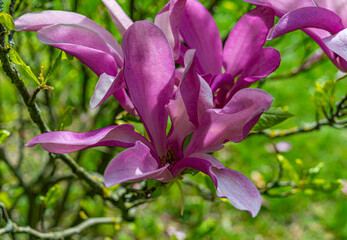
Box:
[322,29,347,62]
[36,24,118,76]
[155,0,187,60]
[180,0,222,75]
[223,6,275,77]
[122,21,175,157]
[314,0,347,26]
[180,49,213,126]
[166,50,214,155]
[241,0,315,16]
[15,10,123,66]
[104,141,172,187]
[101,0,133,36]
[171,155,261,217]
[184,89,273,155]
[210,73,234,108]
[227,47,280,99]
[25,125,152,154]
[90,70,125,110]
[303,28,347,72]
[211,167,261,217]
[268,7,345,40]
[166,90,195,159]
[180,49,202,126]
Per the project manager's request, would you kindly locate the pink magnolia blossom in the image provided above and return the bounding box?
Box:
[243,0,347,72]
[14,1,136,113]
[176,0,281,107]
[14,0,185,113]
[26,21,274,217]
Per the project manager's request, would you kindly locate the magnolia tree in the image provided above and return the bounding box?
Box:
[0,0,346,239]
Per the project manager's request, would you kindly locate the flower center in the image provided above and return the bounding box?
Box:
[160,146,177,170]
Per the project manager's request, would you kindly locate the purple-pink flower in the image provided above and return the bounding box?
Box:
[14,1,137,113]
[26,21,274,217]
[176,0,281,107]
[243,0,347,72]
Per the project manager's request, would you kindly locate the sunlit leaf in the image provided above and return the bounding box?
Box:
[40,184,61,209]
[252,108,294,131]
[277,154,300,184]
[0,130,10,144]
[0,12,15,31]
[7,43,40,85]
[305,179,342,193]
[57,106,75,130]
[45,51,63,82]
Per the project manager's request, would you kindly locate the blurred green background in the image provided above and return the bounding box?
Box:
[0,0,347,239]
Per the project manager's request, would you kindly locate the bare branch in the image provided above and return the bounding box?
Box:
[1,213,117,239]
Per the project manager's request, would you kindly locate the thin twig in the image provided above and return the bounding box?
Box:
[0,216,117,238]
[267,50,325,81]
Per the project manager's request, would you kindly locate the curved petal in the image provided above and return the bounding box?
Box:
[101,0,133,36]
[155,0,187,60]
[90,70,125,110]
[184,88,273,155]
[25,125,152,154]
[166,90,195,159]
[268,7,344,40]
[15,10,123,66]
[180,49,214,126]
[303,28,347,71]
[171,155,261,217]
[322,29,347,62]
[122,21,175,157]
[223,6,275,77]
[180,49,201,126]
[37,24,118,76]
[210,73,234,108]
[314,0,347,26]
[241,0,315,16]
[211,167,261,218]
[227,47,280,99]
[180,0,222,74]
[104,141,172,187]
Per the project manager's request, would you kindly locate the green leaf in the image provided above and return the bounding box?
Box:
[305,179,342,193]
[57,106,75,130]
[322,79,335,98]
[277,154,300,184]
[308,162,324,178]
[0,12,15,31]
[147,179,168,198]
[62,51,74,62]
[252,107,294,131]
[45,51,63,82]
[203,175,216,194]
[40,184,61,209]
[182,167,199,176]
[0,130,10,144]
[7,44,40,85]
[0,191,13,209]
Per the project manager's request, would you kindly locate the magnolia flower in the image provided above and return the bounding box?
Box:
[14,0,185,113]
[243,0,347,72]
[26,21,273,217]
[14,0,137,113]
[177,0,281,107]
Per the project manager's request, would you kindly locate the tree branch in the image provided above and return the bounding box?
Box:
[1,205,117,239]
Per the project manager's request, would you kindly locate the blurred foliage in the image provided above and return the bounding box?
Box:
[0,0,346,239]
